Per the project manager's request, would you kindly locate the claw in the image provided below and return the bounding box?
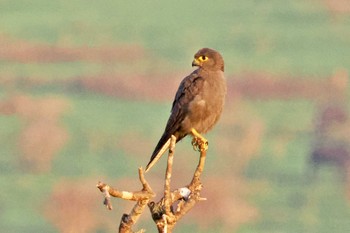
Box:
[191,137,199,151]
[190,128,208,152]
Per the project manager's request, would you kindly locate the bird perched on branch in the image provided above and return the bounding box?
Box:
[145,48,226,172]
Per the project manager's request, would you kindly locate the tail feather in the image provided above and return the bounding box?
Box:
[145,132,186,172]
[145,137,171,172]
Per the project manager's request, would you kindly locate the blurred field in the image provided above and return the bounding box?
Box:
[1,0,350,232]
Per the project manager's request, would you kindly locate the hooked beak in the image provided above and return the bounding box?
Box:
[192,58,201,67]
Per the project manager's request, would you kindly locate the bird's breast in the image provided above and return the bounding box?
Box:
[184,71,226,134]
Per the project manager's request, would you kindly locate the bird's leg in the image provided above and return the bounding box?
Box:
[190,128,208,152]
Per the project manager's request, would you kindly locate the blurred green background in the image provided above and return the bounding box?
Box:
[1,0,350,232]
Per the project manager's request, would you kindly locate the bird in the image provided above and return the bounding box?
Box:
[145,48,226,172]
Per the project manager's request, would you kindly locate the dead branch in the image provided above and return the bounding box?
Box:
[149,136,207,233]
[97,168,155,233]
[97,135,208,233]
[164,135,176,216]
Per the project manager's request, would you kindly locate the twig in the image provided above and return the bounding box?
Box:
[174,149,207,221]
[164,135,176,216]
[190,149,207,187]
[97,168,155,233]
[149,137,208,233]
[98,135,209,233]
[97,182,113,210]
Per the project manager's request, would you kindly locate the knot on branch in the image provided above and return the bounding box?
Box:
[148,201,174,221]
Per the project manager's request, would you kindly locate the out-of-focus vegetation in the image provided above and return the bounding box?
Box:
[1,0,350,232]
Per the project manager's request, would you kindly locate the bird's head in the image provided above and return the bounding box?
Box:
[192,48,224,72]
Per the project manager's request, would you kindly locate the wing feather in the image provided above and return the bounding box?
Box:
[145,70,204,172]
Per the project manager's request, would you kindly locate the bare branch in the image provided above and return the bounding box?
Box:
[164,135,176,216]
[190,149,207,187]
[97,168,155,233]
[98,135,209,233]
[96,182,113,210]
[148,137,208,233]
[174,149,207,222]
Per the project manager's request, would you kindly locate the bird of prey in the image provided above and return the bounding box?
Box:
[145,48,226,172]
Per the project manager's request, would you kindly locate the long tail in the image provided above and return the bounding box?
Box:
[145,131,173,172]
[145,137,171,172]
[145,131,186,172]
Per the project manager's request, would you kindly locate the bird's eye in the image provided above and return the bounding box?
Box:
[198,55,208,62]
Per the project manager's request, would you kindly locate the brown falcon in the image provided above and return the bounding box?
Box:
[145,48,226,172]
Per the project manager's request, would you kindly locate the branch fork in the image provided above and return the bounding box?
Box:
[97,135,208,233]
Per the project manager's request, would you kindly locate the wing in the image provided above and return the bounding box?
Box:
[145,70,204,172]
[166,70,204,136]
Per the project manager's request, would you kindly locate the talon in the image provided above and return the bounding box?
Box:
[191,137,199,151]
[190,128,209,152]
[191,135,208,152]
